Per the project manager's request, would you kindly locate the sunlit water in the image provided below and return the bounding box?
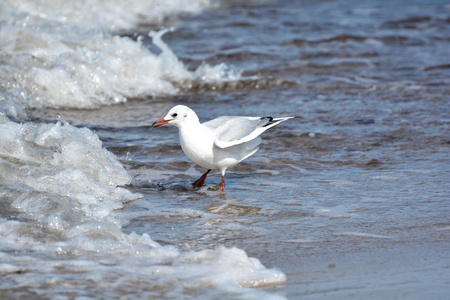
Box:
[1,0,449,299]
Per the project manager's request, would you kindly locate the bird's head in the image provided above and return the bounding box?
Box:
[151,105,199,129]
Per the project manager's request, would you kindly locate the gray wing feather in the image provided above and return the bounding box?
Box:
[214,117,275,148]
[202,116,236,129]
[204,115,293,148]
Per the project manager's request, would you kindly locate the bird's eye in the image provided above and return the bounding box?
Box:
[171,113,178,118]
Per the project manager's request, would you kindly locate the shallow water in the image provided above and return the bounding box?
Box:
[1,0,449,299]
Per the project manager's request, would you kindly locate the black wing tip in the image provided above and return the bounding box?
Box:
[260,116,294,127]
[261,116,274,127]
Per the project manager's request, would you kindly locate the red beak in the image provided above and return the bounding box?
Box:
[151,118,171,128]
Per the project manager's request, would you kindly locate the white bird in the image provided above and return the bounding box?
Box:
[151,105,293,191]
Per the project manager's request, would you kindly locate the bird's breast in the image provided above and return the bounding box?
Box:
[179,127,216,169]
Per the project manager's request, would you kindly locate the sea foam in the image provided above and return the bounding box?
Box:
[0,115,286,297]
[0,1,285,298]
[0,0,238,115]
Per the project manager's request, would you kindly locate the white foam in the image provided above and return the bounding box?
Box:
[0,118,139,221]
[0,216,286,297]
[180,246,287,287]
[0,2,284,297]
[0,0,212,32]
[0,0,239,113]
[0,117,285,298]
[0,123,43,165]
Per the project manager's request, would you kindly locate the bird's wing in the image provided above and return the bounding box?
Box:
[202,116,236,128]
[214,116,293,148]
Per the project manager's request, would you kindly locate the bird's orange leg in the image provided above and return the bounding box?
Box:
[193,169,211,188]
[219,175,225,192]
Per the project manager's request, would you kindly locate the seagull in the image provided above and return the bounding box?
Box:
[151,105,293,191]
